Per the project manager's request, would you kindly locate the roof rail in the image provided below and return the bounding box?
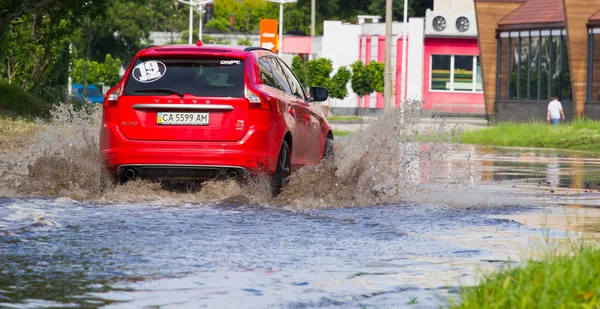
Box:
[244,46,276,53]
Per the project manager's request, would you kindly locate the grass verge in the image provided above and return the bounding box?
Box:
[450,244,600,309]
[459,120,600,151]
[333,130,352,137]
[327,116,363,123]
[0,116,36,135]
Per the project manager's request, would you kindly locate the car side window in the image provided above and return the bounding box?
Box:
[267,57,292,94]
[258,57,279,90]
[276,59,306,100]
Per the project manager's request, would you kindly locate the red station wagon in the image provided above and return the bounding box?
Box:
[100,42,334,195]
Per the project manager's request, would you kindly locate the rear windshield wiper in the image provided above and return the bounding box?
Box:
[134,88,184,97]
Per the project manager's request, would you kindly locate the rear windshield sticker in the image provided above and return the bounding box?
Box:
[132,61,167,83]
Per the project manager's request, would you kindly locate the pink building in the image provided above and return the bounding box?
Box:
[313,0,484,116]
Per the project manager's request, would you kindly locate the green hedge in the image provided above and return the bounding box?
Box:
[0,83,52,118]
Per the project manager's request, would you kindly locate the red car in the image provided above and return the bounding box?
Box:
[100,42,334,195]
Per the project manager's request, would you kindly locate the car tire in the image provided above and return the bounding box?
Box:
[322,137,334,162]
[271,140,291,197]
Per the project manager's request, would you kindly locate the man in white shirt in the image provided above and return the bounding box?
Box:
[547,96,565,126]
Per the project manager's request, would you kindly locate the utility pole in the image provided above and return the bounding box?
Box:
[400,0,408,113]
[383,0,393,111]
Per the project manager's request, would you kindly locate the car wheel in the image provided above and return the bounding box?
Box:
[322,137,334,162]
[271,140,291,197]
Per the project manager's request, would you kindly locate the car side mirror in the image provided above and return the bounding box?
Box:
[310,87,329,102]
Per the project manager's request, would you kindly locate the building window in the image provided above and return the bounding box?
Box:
[430,55,482,92]
[497,30,572,102]
[587,28,600,102]
[431,55,451,91]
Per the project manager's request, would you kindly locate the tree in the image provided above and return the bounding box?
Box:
[71,0,154,65]
[0,0,110,32]
[330,66,351,100]
[366,61,384,94]
[210,0,278,33]
[71,54,122,87]
[306,58,333,88]
[350,60,373,97]
[367,0,433,21]
[206,18,231,33]
[0,9,73,98]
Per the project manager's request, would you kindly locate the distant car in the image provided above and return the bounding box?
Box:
[71,84,104,104]
[100,42,334,196]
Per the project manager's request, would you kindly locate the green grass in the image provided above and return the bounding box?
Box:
[327,116,363,122]
[450,245,600,309]
[333,129,352,137]
[459,120,600,151]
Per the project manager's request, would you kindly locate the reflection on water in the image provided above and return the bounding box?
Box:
[473,146,600,204]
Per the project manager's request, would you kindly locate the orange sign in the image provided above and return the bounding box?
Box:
[259,19,278,52]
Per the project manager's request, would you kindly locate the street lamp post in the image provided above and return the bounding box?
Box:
[267,0,297,57]
[177,0,214,44]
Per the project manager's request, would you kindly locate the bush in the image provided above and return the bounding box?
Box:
[237,37,252,46]
[0,83,52,118]
[330,66,352,100]
[350,60,373,97]
[306,58,333,88]
[366,62,384,94]
[292,55,307,87]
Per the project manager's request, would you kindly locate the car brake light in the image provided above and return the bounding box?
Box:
[104,85,122,107]
[245,85,270,110]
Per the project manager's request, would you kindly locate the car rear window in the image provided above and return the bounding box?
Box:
[123,58,244,98]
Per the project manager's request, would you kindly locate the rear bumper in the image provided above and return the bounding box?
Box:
[100,122,280,177]
[118,164,248,181]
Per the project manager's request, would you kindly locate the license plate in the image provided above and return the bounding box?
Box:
[157,112,209,125]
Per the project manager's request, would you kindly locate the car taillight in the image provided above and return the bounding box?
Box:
[245,85,270,110]
[104,85,122,107]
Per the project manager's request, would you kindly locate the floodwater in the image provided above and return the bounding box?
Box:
[1,105,600,308]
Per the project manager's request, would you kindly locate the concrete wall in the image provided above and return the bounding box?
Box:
[321,21,362,109]
[407,18,425,102]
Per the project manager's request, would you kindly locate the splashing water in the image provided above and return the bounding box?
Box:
[0,104,111,199]
[275,100,481,208]
[0,101,512,208]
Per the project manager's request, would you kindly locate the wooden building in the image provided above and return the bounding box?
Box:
[474,0,600,121]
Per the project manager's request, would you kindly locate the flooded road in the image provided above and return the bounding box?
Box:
[2,145,599,309]
[1,106,600,308]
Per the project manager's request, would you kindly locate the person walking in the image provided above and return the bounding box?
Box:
[547,96,565,126]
